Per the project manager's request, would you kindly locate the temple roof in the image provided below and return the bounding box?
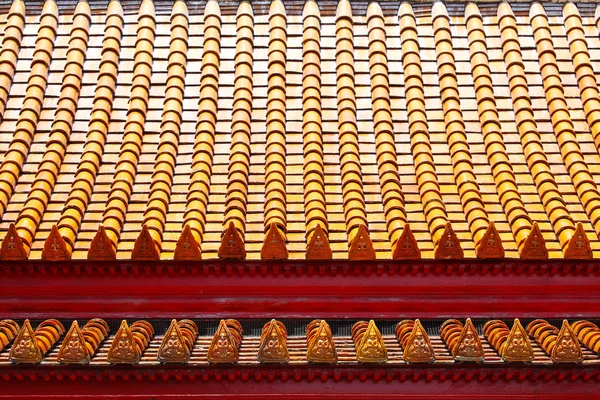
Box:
[1,0,600,261]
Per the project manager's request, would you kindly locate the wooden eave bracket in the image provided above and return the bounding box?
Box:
[475,221,504,259]
[393,224,421,260]
[131,225,160,261]
[157,319,190,364]
[355,320,387,363]
[258,319,289,364]
[502,318,534,362]
[218,221,246,260]
[88,225,116,260]
[107,320,139,364]
[207,320,239,363]
[403,319,435,363]
[174,225,202,261]
[454,318,485,362]
[564,222,593,260]
[261,222,289,260]
[9,319,42,364]
[42,225,71,261]
[434,222,464,260]
[0,223,27,260]
[520,222,548,260]
[306,224,332,260]
[551,320,583,363]
[348,224,376,261]
[57,321,89,365]
[306,320,337,364]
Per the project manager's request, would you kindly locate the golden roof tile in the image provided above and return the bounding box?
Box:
[572,320,600,354]
[0,0,25,122]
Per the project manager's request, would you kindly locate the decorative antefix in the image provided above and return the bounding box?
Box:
[306,320,337,364]
[42,225,70,261]
[131,225,159,261]
[0,223,27,260]
[9,320,42,364]
[306,224,332,260]
[348,224,376,261]
[454,318,485,362]
[392,224,421,260]
[355,320,387,363]
[403,319,435,363]
[88,225,116,260]
[261,222,289,260]
[107,320,139,364]
[258,319,289,364]
[502,319,534,363]
[207,320,240,363]
[520,222,548,260]
[475,221,504,259]
[552,320,583,363]
[157,319,190,364]
[57,321,89,364]
[434,222,463,259]
[174,225,202,261]
[218,221,246,259]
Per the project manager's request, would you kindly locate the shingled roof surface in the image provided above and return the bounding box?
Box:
[1,0,600,261]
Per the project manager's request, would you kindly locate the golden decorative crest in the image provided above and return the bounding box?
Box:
[9,320,42,364]
[348,224,376,261]
[306,224,332,260]
[475,222,504,259]
[218,221,246,259]
[157,319,190,363]
[42,225,70,261]
[107,320,139,364]
[306,320,337,364]
[393,224,421,260]
[564,223,592,260]
[174,225,202,260]
[258,319,289,363]
[207,320,239,363]
[131,225,160,260]
[261,222,289,260]
[520,222,548,260]
[0,223,27,260]
[502,318,534,362]
[552,320,583,363]
[434,222,464,259]
[454,318,485,362]
[355,320,387,363]
[88,225,116,260]
[403,319,435,363]
[58,321,89,364]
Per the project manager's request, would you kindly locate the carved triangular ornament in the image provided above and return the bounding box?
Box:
[393,224,421,260]
[57,321,89,364]
[434,222,464,259]
[258,320,289,363]
[403,319,435,363]
[157,319,190,363]
[218,222,246,259]
[520,222,548,260]
[107,321,139,364]
[131,225,160,261]
[348,224,376,261]
[9,320,42,364]
[88,226,116,260]
[475,222,504,259]
[502,319,534,362]
[307,320,337,364]
[564,223,593,260]
[306,224,332,260]
[454,318,484,362]
[261,223,289,260]
[0,223,27,260]
[42,225,71,261]
[174,225,202,261]
[552,320,583,363]
[356,320,387,363]
[207,320,238,363]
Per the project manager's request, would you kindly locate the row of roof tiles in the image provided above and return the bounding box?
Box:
[0,0,600,260]
[0,317,597,365]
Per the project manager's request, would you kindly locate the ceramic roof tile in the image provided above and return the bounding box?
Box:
[0,0,25,122]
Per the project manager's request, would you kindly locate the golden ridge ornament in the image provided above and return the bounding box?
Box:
[502,318,534,362]
[306,319,337,364]
[157,319,191,363]
[207,319,241,363]
[107,320,139,364]
[258,319,289,363]
[454,319,485,362]
[397,319,435,363]
[9,320,42,364]
[353,320,387,363]
[552,320,583,363]
[57,321,89,364]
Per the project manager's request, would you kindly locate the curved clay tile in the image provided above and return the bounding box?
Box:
[336,0,373,260]
[0,0,25,122]
[57,0,124,255]
[529,3,596,259]
[182,0,221,252]
[366,2,410,258]
[465,3,532,256]
[100,0,156,255]
[398,2,456,258]
[498,2,576,256]
[141,0,189,258]
[565,5,600,154]
[431,2,494,257]
[302,0,330,260]
[0,0,58,223]
[223,1,253,249]
[13,0,91,256]
[261,0,288,260]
